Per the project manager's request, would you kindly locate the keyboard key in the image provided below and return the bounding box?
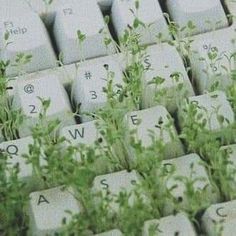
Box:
[29,186,82,235]
[0,136,38,188]
[161,153,219,215]
[12,75,75,137]
[60,121,100,159]
[143,213,196,236]
[179,91,235,142]
[142,43,194,113]
[124,106,184,159]
[72,59,123,122]
[202,200,236,236]
[166,0,228,37]
[0,12,57,76]
[220,144,236,193]
[189,28,235,93]
[60,121,107,162]
[53,0,115,64]
[111,0,170,45]
[92,170,142,212]
[95,229,123,236]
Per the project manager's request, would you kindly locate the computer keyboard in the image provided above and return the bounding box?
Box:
[0,0,236,236]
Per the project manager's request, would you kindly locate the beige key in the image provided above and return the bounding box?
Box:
[142,43,194,113]
[29,186,82,235]
[12,75,75,137]
[111,0,170,45]
[143,213,196,236]
[72,59,123,122]
[202,200,236,236]
[0,136,42,190]
[161,153,219,215]
[53,0,115,64]
[0,11,57,76]
[124,105,184,159]
[92,170,143,212]
[166,0,228,37]
[189,28,235,93]
[179,91,235,143]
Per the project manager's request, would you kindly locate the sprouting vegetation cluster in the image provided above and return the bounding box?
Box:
[0,0,236,235]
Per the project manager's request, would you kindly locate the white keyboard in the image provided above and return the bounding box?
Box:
[0,0,236,236]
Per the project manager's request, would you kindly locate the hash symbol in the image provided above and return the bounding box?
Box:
[84,71,92,80]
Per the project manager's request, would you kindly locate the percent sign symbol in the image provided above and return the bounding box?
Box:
[203,43,218,54]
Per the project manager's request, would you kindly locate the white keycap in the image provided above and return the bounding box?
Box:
[12,75,75,137]
[143,213,196,236]
[161,153,218,215]
[29,186,82,235]
[189,28,235,93]
[72,59,123,122]
[124,106,184,159]
[166,0,228,37]
[220,144,236,191]
[0,136,37,186]
[179,91,235,142]
[60,120,106,162]
[92,170,142,212]
[53,0,115,64]
[0,12,57,76]
[111,0,170,45]
[202,200,236,236]
[142,43,194,113]
[95,229,123,236]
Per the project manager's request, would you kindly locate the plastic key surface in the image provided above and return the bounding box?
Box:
[29,186,82,235]
[143,213,196,236]
[0,136,38,188]
[166,0,228,37]
[13,75,75,137]
[179,91,235,143]
[189,28,235,94]
[161,153,219,215]
[124,105,184,159]
[53,0,115,64]
[111,0,170,45]
[0,9,56,76]
[202,200,236,236]
[142,43,194,113]
[92,170,142,212]
[72,59,123,122]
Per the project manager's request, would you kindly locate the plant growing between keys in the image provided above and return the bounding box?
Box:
[0,0,236,235]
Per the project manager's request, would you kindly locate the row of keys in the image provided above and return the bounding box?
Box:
[1,0,234,77]
[27,188,236,235]
[8,59,234,143]
[27,149,234,235]
[1,100,235,189]
[25,0,231,36]
[6,24,236,112]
